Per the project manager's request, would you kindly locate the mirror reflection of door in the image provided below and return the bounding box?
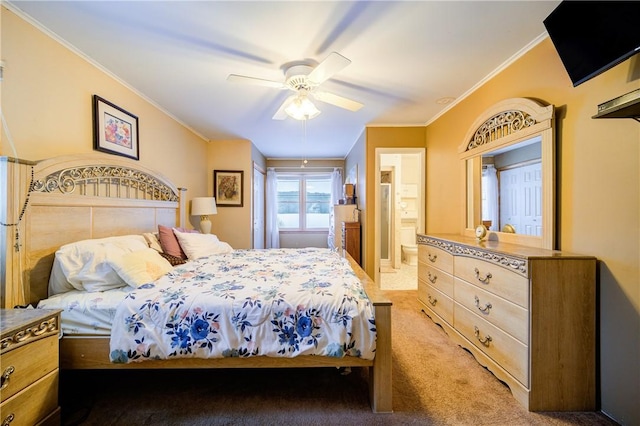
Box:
[499,163,542,235]
[480,138,542,236]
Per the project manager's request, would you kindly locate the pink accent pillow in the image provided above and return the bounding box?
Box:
[157,225,198,259]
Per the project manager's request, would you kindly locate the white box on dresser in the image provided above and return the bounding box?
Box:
[417,234,596,412]
[328,204,358,254]
[1,309,61,425]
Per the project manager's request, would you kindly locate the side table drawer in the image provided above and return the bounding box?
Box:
[0,369,59,426]
[0,335,59,402]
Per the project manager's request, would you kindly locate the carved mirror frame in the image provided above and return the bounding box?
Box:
[459,98,555,249]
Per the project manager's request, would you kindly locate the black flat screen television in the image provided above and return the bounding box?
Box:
[543,1,640,87]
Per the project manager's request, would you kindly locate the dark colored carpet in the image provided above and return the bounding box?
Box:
[60,290,618,425]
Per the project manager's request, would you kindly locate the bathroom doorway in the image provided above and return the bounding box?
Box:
[374,148,425,290]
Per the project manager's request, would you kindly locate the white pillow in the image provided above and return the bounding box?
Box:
[51,235,148,293]
[48,257,75,296]
[108,248,173,288]
[173,229,233,260]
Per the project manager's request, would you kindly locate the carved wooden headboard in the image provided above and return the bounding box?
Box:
[1,154,185,308]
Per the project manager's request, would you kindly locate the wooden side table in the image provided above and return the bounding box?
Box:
[1,309,61,425]
[342,221,361,265]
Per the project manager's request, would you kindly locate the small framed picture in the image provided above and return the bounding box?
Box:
[214,170,244,207]
[93,95,139,160]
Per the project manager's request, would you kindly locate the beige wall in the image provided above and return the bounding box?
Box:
[0,7,208,203]
[345,130,366,264]
[362,126,426,277]
[206,139,253,249]
[425,39,639,424]
[349,37,639,425]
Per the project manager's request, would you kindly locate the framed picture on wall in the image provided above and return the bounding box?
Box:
[214,170,244,207]
[93,95,139,160]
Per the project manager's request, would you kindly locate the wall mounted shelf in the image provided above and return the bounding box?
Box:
[592,88,640,121]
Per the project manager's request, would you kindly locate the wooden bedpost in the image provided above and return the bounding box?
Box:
[370,301,392,413]
[178,187,187,228]
[346,254,393,413]
[0,157,33,308]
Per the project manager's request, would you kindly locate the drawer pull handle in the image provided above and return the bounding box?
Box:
[474,268,492,284]
[0,366,14,390]
[427,253,437,262]
[2,413,14,426]
[428,294,438,306]
[474,296,492,314]
[428,272,437,283]
[474,326,492,346]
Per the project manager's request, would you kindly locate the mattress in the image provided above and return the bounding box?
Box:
[37,287,131,335]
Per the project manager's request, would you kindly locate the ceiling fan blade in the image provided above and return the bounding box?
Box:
[272,95,297,120]
[227,74,285,89]
[312,91,363,112]
[307,52,351,85]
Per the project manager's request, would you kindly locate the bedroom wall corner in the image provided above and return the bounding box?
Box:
[0,7,208,198]
[425,38,639,425]
[363,126,426,279]
[206,139,253,249]
[345,130,366,267]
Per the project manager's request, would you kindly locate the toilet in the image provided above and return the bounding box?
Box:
[401,226,418,266]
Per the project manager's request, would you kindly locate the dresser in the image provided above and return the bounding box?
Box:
[417,234,596,411]
[328,204,358,254]
[1,309,61,425]
[342,221,361,265]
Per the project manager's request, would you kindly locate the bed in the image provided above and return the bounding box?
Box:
[1,154,392,413]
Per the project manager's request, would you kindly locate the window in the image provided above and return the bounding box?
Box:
[276,174,332,230]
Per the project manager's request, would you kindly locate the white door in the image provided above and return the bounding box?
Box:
[253,164,265,249]
[499,163,542,236]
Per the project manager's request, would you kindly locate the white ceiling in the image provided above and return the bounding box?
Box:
[8,1,561,159]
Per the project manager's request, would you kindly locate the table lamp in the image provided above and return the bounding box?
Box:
[191,197,217,234]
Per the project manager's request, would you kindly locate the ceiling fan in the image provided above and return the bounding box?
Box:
[227,52,363,120]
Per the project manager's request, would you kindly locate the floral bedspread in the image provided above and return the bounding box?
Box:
[109,248,377,363]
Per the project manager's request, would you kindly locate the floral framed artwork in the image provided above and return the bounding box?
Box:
[214,170,244,207]
[93,95,139,160]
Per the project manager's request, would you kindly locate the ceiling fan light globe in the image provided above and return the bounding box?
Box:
[285,96,321,120]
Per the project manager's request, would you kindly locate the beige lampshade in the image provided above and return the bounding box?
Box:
[191,197,217,234]
[191,197,217,216]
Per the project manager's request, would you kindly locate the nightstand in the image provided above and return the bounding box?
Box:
[342,221,361,265]
[1,309,61,425]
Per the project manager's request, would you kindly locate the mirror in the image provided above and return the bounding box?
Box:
[459,98,555,249]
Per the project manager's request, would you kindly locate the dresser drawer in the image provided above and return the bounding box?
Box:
[0,369,59,426]
[419,245,453,274]
[0,335,59,402]
[418,279,453,325]
[454,256,529,308]
[418,263,454,297]
[454,278,529,344]
[454,303,529,387]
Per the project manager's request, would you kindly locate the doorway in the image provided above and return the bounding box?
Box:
[252,162,265,249]
[374,148,425,290]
